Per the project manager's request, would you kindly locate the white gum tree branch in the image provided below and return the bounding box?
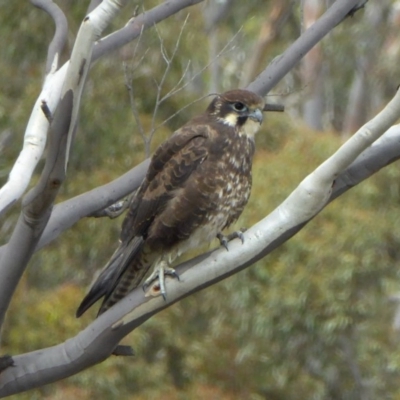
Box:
[0,0,368,322]
[0,0,364,255]
[23,121,400,257]
[0,67,397,399]
[0,0,205,217]
[0,0,381,396]
[0,0,211,337]
[0,0,68,217]
[0,0,128,330]
[0,0,382,397]
[0,0,368,302]
[247,0,364,96]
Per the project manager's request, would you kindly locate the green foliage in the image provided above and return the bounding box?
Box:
[2,1,400,399]
[4,121,400,399]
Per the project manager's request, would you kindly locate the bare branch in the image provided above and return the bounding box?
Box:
[0,355,14,375]
[148,15,189,146]
[247,0,369,95]
[124,64,148,153]
[0,91,74,335]
[122,26,149,154]
[122,25,147,149]
[0,0,70,215]
[0,0,368,254]
[90,198,129,219]
[166,59,191,97]
[263,103,284,112]
[93,0,205,62]
[158,14,189,102]
[35,159,150,251]
[0,0,129,333]
[154,93,212,131]
[159,34,170,65]
[0,1,382,392]
[1,108,400,394]
[162,27,241,101]
[87,0,103,14]
[30,0,68,73]
[0,0,69,217]
[146,25,242,144]
[203,0,232,33]
[0,0,204,217]
[1,104,400,395]
[0,112,395,265]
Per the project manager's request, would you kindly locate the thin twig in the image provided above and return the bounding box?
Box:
[122,22,151,155]
[151,28,242,133]
[153,94,211,131]
[123,62,147,150]
[148,17,190,146]
[157,14,190,102]
[122,13,241,158]
[165,59,192,98]
[163,27,242,101]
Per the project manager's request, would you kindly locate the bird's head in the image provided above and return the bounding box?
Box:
[206,89,265,138]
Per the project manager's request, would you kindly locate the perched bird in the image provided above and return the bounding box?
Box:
[76,89,266,317]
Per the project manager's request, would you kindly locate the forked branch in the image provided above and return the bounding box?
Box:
[0,61,396,398]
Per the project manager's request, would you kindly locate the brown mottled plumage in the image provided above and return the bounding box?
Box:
[76,89,265,317]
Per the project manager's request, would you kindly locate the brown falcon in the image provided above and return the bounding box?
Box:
[76,89,266,318]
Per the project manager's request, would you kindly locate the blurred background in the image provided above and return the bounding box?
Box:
[2,1,400,399]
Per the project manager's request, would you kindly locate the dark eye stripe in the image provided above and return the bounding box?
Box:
[237,115,248,126]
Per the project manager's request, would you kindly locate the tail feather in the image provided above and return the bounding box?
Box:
[97,251,153,316]
[76,236,146,317]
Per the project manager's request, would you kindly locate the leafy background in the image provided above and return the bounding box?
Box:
[1,1,400,399]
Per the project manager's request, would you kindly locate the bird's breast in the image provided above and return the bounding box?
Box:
[147,134,255,261]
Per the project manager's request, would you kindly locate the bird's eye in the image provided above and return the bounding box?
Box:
[232,102,246,112]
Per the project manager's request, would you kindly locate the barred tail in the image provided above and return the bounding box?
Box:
[97,248,154,316]
[76,236,154,317]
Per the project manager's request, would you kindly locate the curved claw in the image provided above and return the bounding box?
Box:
[143,261,180,300]
[217,229,246,251]
[217,233,229,251]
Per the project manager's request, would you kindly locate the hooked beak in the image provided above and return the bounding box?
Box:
[248,108,263,124]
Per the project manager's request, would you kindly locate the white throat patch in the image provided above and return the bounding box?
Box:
[218,113,262,138]
[241,119,261,138]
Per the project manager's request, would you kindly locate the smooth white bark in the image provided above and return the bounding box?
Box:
[0,0,127,216]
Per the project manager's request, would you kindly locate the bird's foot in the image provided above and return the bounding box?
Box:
[143,261,180,300]
[217,229,246,251]
[90,193,134,219]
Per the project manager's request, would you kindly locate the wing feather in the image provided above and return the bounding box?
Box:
[120,123,209,242]
[77,122,210,316]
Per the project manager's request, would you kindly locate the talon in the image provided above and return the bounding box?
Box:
[217,233,229,251]
[169,269,181,281]
[236,231,245,244]
[142,260,179,299]
[217,229,246,249]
